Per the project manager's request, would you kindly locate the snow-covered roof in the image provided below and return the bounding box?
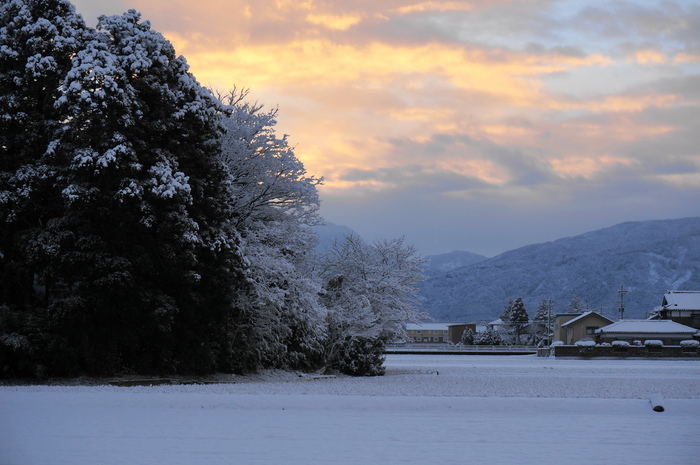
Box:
[489,318,503,326]
[662,290,700,310]
[596,319,698,334]
[406,323,466,331]
[561,311,613,327]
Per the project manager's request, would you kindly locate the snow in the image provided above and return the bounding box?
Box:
[406,323,458,330]
[663,290,700,310]
[598,319,697,334]
[1,355,699,465]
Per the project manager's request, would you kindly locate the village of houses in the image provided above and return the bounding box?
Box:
[398,290,700,358]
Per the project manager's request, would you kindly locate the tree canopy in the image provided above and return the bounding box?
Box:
[0,1,426,378]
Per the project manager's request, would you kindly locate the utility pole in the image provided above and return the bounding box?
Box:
[545,298,554,345]
[618,285,627,320]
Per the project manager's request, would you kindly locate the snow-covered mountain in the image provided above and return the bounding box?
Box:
[421,250,487,277]
[420,217,700,323]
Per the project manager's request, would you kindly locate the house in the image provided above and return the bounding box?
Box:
[595,319,699,345]
[552,312,614,344]
[649,290,700,329]
[553,311,614,344]
[487,318,504,331]
[405,323,476,344]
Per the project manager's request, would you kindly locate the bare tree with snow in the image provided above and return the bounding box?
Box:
[318,235,426,375]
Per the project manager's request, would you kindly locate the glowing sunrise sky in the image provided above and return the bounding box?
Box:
[71,0,700,256]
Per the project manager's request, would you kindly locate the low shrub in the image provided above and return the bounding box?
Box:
[575,339,595,355]
[612,340,630,348]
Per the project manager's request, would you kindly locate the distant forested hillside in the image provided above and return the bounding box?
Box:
[421,251,487,277]
[420,217,700,323]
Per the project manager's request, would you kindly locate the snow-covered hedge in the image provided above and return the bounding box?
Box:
[644,340,663,348]
[575,340,596,346]
[680,340,699,348]
[550,340,564,347]
[612,340,630,348]
[632,340,642,346]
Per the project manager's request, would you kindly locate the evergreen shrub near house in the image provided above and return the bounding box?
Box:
[612,340,630,352]
[680,340,699,354]
[645,340,664,355]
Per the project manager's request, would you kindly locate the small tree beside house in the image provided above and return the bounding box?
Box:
[500,297,529,344]
[460,327,475,345]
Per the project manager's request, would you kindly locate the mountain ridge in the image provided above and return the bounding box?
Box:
[420,217,700,323]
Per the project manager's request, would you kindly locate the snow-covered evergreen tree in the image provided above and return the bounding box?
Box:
[1,2,246,375]
[509,297,529,344]
[531,298,554,345]
[1,0,91,376]
[460,327,475,345]
[499,297,529,344]
[568,296,586,313]
[474,328,502,345]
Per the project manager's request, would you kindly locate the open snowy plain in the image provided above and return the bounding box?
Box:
[2,354,699,465]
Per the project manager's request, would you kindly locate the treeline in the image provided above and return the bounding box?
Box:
[0,0,424,378]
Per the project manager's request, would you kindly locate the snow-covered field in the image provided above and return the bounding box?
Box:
[2,354,699,465]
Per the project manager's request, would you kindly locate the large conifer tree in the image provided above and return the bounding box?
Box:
[1,1,246,375]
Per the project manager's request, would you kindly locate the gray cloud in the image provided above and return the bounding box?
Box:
[382,133,556,187]
[321,165,700,257]
[340,164,490,193]
[637,74,700,101]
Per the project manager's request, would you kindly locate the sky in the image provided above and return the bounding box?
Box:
[70,0,700,257]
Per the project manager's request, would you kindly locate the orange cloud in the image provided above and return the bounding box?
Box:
[71,0,697,195]
[305,13,363,30]
[549,155,633,178]
[628,49,667,65]
[394,2,474,14]
[674,53,700,64]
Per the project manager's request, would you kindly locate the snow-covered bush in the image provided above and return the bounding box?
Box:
[644,340,663,348]
[330,336,386,376]
[474,329,502,345]
[680,340,699,348]
[599,342,611,347]
[612,340,630,348]
[632,340,642,346]
[575,339,596,355]
[550,340,564,347]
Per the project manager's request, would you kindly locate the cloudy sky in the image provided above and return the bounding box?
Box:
[71,0,700,257]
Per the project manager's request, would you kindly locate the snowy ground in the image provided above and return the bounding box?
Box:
[1,355,699,465]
